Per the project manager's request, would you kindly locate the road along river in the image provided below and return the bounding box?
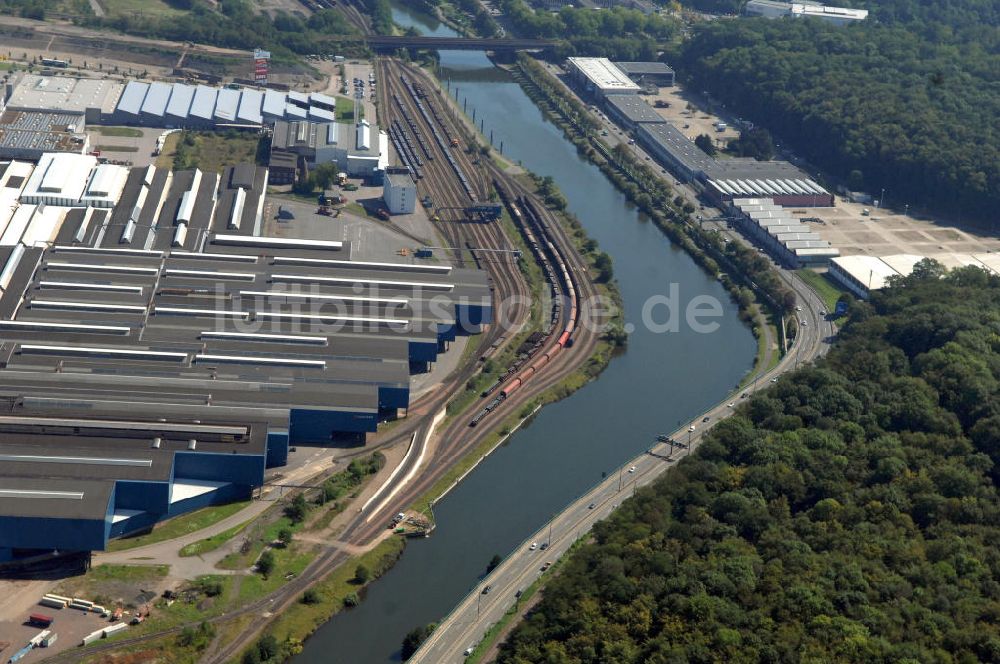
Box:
[292,5,756,662]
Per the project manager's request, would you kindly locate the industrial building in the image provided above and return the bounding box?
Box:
[0,111,89,161]
[109,80,345,128]
[705,160,833,207]
[3,74,123,125]
[384,170,416,215]
[270,119,389,179]
[613,61,675,87]
[829,252,1000,299]
[745,0,869,24]
[0,153,492,556]
[603,95,666,130]
[565,57,640,99]
[636,122,716,182]
[729,198,839,267]
[634,121,833,206]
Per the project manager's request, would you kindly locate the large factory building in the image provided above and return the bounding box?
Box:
[0,155,492,556]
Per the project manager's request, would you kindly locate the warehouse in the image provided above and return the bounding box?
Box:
[636,122,715,182]
[745,0,868,24]
[271,119,389,179]
[603,94,666,130]
[613,61,675,87]
[3,74,123,124]
[566,57,640,99]
[829,252,1000,299]
[705,160,833,207]
[729,198,839,267]
[0,110,89,160]
[0,415,275,554]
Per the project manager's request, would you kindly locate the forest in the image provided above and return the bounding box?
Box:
[498,263,1000,663]
[498,0,679,60]
[677,6,999,222]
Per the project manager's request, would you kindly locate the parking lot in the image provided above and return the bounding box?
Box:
[780,199,1000,257]
[85,126,161,168]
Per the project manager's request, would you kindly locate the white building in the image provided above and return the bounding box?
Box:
[565,57,640,99]
[745,0,868,25]
[18,153,126,208]
[383,171,416,215]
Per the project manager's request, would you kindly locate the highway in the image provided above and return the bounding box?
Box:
[412,277,831,662]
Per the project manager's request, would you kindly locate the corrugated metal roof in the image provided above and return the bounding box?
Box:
[310,92,336,108]
[116,82,149,116]
[285,103,308,119]
[213,89,240,122]
[286,91,309,106]
[236,89,263,124]
[308,107,336,123]
[165,84,195,118]
[189,85,218,120]
[262,90,286,118]
[141,82,172,117]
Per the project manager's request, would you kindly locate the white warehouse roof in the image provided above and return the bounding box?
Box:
[141,82,172,117]
[166,84,195,119]
[567,57,640,94]
[19,153,98,206]
[116,81,149,116]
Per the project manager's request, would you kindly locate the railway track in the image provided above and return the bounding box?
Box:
[44,53,600,664]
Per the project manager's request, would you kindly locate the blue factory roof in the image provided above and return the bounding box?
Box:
[189,85,218,121]
[214,88,240,122]
[116,81,149,116]
[165,83,195,118]
[141,81,172,117]
[237,89,263,124]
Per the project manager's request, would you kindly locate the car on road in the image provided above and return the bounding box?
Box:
[540,562,551,571]
[529,542,538,550]
[588,502,596,509]
[728,402,735,408]
[628,465,636,473]
[801,319,808,326]
[771,377,778,383]
[703,416,710,422]
[482,585,491,595]
[820,309,827,316]
[689,425,696,432]
[540,542,548,550]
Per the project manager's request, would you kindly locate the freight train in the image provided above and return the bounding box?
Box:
[470,183,579,426]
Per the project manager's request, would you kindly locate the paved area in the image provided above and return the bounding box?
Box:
[86,126,160,168]
[784,201,1000,257]
[1,604,111,662]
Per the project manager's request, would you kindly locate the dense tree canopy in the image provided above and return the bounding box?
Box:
[677,12,999,222]
[499,0,679,60]
[498,264,1000,663]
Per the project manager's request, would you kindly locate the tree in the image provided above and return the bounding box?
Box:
[401,623,436,660]
[343,592,360,607]
[278,528,293,547]
[694,133,716,156]
[256,634,279,660]
[257,550,275,577]
[594,251,614,282]
[301,589,321,605]
[285,492,308,524]
[354,563,371,584]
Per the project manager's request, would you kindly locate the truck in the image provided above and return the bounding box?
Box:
[28,613,53,628]
[714,122,727,132]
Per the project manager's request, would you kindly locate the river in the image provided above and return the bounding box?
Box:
[292,5,756,662]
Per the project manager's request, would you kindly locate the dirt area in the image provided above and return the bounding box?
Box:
[780,199,1000,257]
